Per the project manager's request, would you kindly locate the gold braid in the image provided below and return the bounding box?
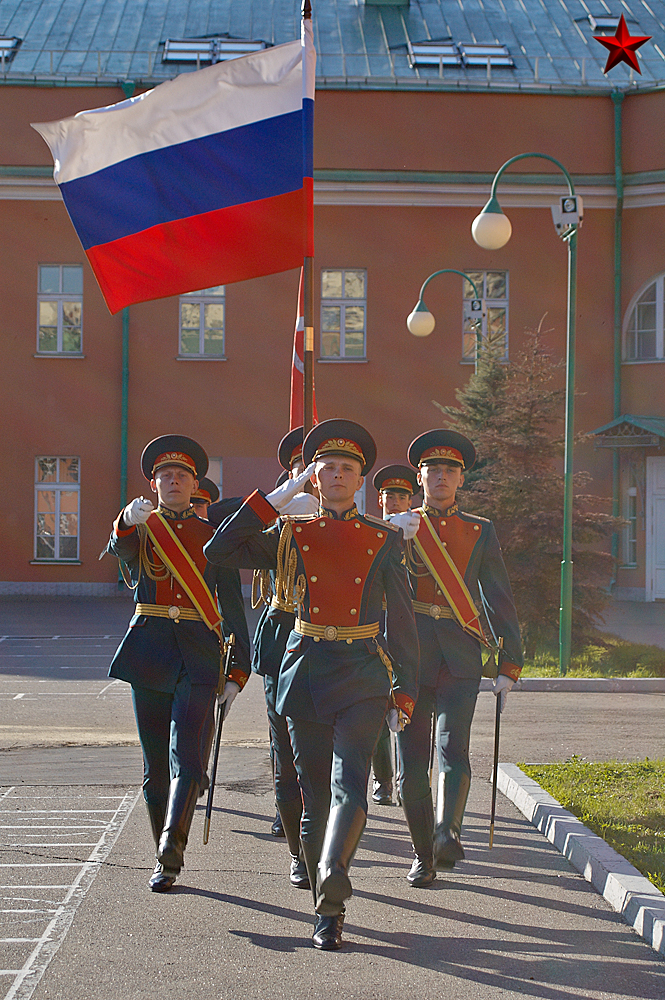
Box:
[251,569,273,609]
[118,524,171,591]
[274,519,306,617]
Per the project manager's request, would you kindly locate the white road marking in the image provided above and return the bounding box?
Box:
[11,696,24,701]
[96,679,122,698]
[0,788,139,1000]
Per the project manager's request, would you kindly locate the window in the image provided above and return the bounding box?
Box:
[37,265,83,354]
[179,287,225,357]
[34,457,80,561]
[462,271,508,360]
[624,276,665,360]
[163,38,266,65]
[624,477,638,568]
[208,458,223,495]
[320,269,366,359]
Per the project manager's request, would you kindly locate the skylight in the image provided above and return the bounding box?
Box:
[458,44,514,68]
[163,38,267,65]
[408,41,461,68]
[0,37,20,66]
[588,15,621,31]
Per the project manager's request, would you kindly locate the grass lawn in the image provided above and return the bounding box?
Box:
[521,636,665,678]
[519,758,665,894]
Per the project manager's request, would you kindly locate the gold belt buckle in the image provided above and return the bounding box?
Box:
[168,605,181,621]
[323,625,338,641]
[429,604,442,619]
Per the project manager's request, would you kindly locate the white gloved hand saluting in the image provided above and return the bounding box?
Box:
[279,492,319,517]
[266,463,316,512]
[217,680,240,720]
[388,510,421,541]
[123,497,154,526]
[493,674,514,714]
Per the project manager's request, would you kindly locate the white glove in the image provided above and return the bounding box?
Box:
[279,492,319,516]
[387,708,404,733]
[265,463,316,512]
[124,497,154,526]
[493,674,514,714]
[388,510,421,540]
[217,680,240,720]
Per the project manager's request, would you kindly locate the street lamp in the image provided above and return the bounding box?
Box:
[407,268,485,366]
[471,152,583,676]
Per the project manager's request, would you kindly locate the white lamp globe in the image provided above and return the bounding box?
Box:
[471,200,512,250]
[407,306,436,337]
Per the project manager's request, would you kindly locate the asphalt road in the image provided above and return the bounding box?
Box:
[0,597,664,999]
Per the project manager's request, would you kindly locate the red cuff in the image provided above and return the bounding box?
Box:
[245,489,278,526]
[394,691,415,720]
[500,661,522,682]
[113,512,136,538]
[228,667,249,690]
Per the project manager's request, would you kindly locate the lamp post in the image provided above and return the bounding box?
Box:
[471,152,582,676]
[407,269,484,368]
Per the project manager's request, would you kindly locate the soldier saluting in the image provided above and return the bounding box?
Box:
[390,430,523,887]
[204,419,419,951]
[107,435,250,892]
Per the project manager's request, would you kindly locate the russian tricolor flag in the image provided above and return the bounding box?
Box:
[32,28,315,314]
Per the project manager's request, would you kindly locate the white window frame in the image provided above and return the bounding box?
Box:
[178,287,226,358]
[320,268,367,361]
[623,274,665,362]
[34,457,80,562]
[207,458,223,496]
[37,265,83,355]
[462,271,509,361]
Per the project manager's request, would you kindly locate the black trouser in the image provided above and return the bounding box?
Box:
[288,697,388,849]
[132,669,216,807]
[264,674,301,804]
[396,668,480,804]
[372,720,393,784]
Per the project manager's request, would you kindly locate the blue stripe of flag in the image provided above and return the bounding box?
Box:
[60,110,305,250]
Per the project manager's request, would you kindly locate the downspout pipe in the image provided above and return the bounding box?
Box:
[611,90,624,584]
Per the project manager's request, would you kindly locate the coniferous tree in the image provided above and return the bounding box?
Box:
[433,324,621,655]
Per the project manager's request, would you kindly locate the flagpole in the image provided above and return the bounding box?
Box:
[302,0,315,435]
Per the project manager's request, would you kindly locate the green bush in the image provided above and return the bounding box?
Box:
[520,635,665,677]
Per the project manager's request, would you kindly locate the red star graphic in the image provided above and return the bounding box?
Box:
[594,14,651,74]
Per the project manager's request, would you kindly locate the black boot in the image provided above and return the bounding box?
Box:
[312,911,345,951]
[271,809,285,837]
[433,770,471,870]
[316,804,366,916]
[157,776,199,875]
[301,836,325,909]
[144,800,177,892]
[402,793,436,887]
[371,725,394,805]
[371,779,393,805]
[278,798,310,890]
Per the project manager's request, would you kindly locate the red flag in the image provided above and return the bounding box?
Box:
[289,268,318,430]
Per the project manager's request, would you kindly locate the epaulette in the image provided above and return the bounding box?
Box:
[281,513,319,522]
[457,510,490,524]
[362,513,399,531]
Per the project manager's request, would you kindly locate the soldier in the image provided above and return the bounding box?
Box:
[204,419,419,950]
[190,477,219,520]
[248,427,317,885]
[370,465,420,806]
[107,435,250,892]
[391,429,522,888]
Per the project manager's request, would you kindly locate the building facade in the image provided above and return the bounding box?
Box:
[1,0,664,600]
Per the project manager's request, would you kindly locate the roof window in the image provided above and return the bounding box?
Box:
[0,37,20,66]
[587,15,621,32]
[163,38,267,65]
[458,44,514,68]
[408,41,461,68]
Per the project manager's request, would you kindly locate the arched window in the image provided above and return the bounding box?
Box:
[623,275,664,361]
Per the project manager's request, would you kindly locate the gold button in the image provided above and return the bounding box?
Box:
[367,548,373,555]
[295,526,302,533]
[176,594,182,599]
[319,521,326,528]
[355,577,361,584]
[350,608,357,615]
[346,638,353,644]
[176,523,183,529]
[443,542,447,547]
[303,544,310,551]
[474,524,480,531]
[313,636,320,642]
[442,520,446,526]
[355,522,361,528]
[376,532,383,538]
[310,575,317,582]
[312,607,319,614]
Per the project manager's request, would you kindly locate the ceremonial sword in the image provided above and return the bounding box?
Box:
[489,637,504,849]
[203,632,235,845]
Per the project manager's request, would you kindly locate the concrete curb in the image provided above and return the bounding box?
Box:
[479,677,665,692]
[497,762,665,958]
